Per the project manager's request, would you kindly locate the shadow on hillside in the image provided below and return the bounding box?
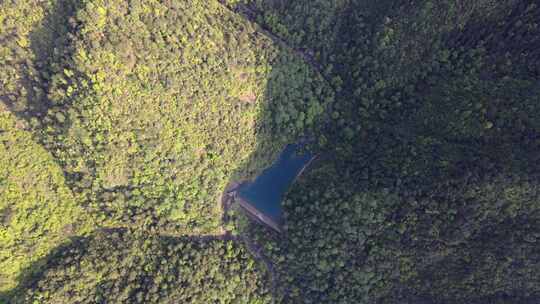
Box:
[0,234,88,302]
[0,228,269,303]
[224,1,540,303]
[3,0,82,121]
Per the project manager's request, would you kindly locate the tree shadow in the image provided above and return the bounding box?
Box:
[218,0,339,229]
[0,234,88,302]
[3,0,335,237]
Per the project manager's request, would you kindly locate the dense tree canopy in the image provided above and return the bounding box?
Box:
[25,0,331,233]
[0,110,93,292]
[1,0,540,303]
[12,230,272,304]
[237,0,540,302]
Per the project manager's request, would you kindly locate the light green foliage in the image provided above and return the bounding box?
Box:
[0,0,332,297]
[38,0,332,233]
[15,230,272,304]
[0,111,92,292]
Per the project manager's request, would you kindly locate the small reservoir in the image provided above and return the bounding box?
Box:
[234,144,315,231]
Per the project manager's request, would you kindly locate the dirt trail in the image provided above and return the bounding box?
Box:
[217,0,336,94]
[220,181,280,298]
[240,233,279,299]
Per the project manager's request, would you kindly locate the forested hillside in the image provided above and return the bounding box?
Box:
[1,0,331,298]
[2,0,540,303]
[11,230,272,304]
[2,0,332,234]
[0,110,93,292]
[236,0,540,302]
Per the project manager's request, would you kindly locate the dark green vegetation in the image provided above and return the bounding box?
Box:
[10,229,271,303]
[1,0,331,296]
[1,0,540,303]
[236,0,540,303]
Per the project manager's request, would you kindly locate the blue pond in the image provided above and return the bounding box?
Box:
[237,144,314,224]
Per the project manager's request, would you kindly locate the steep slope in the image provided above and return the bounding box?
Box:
[3,0,540,303]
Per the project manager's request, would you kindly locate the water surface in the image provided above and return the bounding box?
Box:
[237,144,314,224]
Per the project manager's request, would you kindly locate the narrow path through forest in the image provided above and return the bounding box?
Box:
[217,0,337,95]
[220,184,279,297]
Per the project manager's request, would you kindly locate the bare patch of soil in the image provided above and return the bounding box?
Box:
[239,92,257,103]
